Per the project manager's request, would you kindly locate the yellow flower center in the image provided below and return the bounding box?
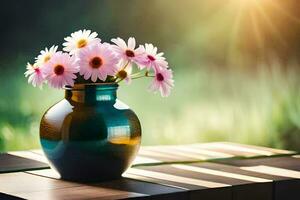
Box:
[77,39,87,48]
[44,55,51,63]
[117,70,128,79]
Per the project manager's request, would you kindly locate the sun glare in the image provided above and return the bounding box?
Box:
[226,0,300,64]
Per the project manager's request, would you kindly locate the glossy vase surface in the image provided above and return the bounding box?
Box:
[40,83,141,182]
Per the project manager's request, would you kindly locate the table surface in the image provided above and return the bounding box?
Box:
[0,142,300,200]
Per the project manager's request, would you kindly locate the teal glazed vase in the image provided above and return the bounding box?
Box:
[40,83,141,182]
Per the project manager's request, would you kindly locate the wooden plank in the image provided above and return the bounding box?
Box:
[125,165,235,200]
[210,142,294,155]
[124,172,232,200]
[0,192,24,200]
[193,142,295,157]
[213,155,300,200]
[27,169,187,200]
[182,163,274,200]
[95,178,187,200]
[0,172,146,200]
[128,163,275,200]
[4,142,294,172]
[8,150,49,164]
[214,155,300,173]
[0,153,49,173]
[14,186,145,200]
[29,149,163,166]
[273,179,300,200]
[0,143,297,200]
[28,168,231,200]
[155,163,272,199]
[0,172,81,194]
[172,163,272,183]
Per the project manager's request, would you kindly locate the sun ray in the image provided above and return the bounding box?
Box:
[252,0,287,47]
[226,0,246,66]
[249,4,264,55]
[268,0,300,25]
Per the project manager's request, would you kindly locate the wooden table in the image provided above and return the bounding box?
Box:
[0,142,299,200]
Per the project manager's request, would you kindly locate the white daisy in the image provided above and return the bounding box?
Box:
[35,45,58,65]
[63,29,100,55]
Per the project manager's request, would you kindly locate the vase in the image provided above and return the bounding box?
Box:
[40,83,141,182]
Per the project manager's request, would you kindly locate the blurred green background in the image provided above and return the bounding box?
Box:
[1,0,300,152]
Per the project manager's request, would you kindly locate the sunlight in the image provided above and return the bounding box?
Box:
[252,0,286,46]
[226,0,298,65]
[269,0,300,25]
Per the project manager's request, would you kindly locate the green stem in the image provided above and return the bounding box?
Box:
[122,60,130,70]
[131,75,146,80]
[117,70,156,83]
[146,75,155,77]
[131,73,155,80]
[116,78,123,83]
[131,72,143,77]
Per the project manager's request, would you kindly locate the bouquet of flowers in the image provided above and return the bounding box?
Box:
[25,29,174,97]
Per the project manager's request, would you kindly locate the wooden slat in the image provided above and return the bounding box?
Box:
[0,172,81,193]
[127,167,231,188]
[126,167,230,200]
[0,172,147,200]
[14,185,145,200]
[135,142,295,164]
[172,164,271,183]
[126,163,275,200]
[182,163,275,200]
[194,142,295,157]
[28,168,230,199]
[124,172,232,200]
[0,143,298,200]
[213,155,300,200]
[8,150,48,164]
[3,142,294,172]
[95,178,187,200]
[26,169,187,200]
[0,153,48,173]
[26,169,61,179]
[188,162,282,181]
[0,192,24,200]
[214,156,300,171]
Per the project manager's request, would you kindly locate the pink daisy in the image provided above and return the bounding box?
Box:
[44,52,79,89]
[139,43,168,71]
[111,37,146,67]
[78,43,119,82]
[63,29,100,55]
[24,63,45,87]
[149,66,174,97]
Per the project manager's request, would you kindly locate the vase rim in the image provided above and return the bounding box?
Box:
[64,82,119,91]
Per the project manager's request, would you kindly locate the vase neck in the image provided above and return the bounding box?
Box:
[65,83,118,103]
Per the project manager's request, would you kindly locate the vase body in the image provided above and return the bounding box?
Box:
[40,83,141,182]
